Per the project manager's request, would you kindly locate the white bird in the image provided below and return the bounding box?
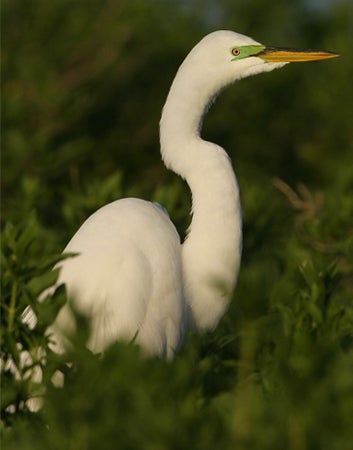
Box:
[52,30,337,358]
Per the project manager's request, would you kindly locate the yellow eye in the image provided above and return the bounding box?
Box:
[232,47,241,57]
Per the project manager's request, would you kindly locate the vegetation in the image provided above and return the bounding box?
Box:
[2,0,353,448]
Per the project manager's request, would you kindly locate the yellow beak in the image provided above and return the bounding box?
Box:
[257,47,339,63]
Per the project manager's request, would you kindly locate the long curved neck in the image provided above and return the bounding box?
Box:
[160,61,242,331]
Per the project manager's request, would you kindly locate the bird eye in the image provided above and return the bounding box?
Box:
[231,47,241,56]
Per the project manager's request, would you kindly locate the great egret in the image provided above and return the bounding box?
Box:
[51,30,337,358]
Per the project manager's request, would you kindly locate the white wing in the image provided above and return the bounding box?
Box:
[54,198,186,358]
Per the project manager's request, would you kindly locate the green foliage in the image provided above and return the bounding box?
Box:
[1,214,67,425]
[2,0,353,449]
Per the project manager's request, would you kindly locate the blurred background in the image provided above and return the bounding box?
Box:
[3,0,352,239]
[2,0,353,448]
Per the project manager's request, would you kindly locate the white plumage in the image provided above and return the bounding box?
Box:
[50,30,337,357]
[55,199,185,357]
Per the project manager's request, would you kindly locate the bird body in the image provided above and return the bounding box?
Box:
[55,198,185,357]
[52,31,337,357]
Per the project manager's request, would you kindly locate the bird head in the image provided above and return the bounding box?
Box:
[182,30,338,90]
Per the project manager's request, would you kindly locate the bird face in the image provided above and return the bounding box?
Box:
[202,30,338,63]
[191,30,338,85]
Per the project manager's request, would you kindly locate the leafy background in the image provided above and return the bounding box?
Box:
[1,0,353,448]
